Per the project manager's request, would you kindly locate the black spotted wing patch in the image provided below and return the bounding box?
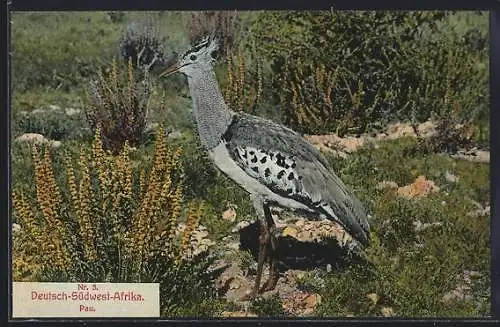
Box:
[230,145,315,205]
[221,113,370,245]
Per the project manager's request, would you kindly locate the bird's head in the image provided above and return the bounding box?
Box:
[160,34,219,78]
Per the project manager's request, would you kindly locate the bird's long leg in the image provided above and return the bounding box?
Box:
[261,205,279,292]
[249,194,270,299]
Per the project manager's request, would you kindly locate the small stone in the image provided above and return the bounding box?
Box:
[200,238,214,246]
[376,180,399,190]
[381,306,394,317]
[51,140,62,149]
[366,293,379,305]
[12,223,21,233]
[442,284,472,302]
[222,208,237,222]
[302,308,315,316]
[319,220,329,227]
[196,230,209,238]
[226,242,240,250]
[146,123,159,132]
[386,123,416,139]
[303,223,313,231]
[444,171,459,183]
[167,130,183,139]
[452,150,490,164]
[209,259,231,273]
[397,176,439,199]
[417,121,437,138]
[31,108,46,115]
[229,279,241,290]
[65,108,81,116]
[301,293,320,309]
[469,271,482,278]
[48,104,61,111]
[232,220,253,233]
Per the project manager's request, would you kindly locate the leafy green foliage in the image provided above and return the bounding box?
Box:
[243,11,489,135]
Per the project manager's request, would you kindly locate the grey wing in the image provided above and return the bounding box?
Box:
[222,113,370,246]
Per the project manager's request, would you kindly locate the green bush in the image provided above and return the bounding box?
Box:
[241,11,489,135]
[160,252,226,317]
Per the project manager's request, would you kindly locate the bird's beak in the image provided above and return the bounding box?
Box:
[159,62,181,78]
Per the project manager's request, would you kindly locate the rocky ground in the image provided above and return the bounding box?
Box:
[304,121,489,163]
[205,176,488,316]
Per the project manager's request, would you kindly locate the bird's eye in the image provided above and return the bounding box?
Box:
[190,54,197,61]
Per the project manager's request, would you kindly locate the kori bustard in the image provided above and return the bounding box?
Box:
[160,35,370,298]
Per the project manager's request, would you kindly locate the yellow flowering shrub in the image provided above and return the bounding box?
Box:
[12,126,200,283]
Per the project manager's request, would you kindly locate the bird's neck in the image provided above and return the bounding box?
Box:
[187,67,234,150]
